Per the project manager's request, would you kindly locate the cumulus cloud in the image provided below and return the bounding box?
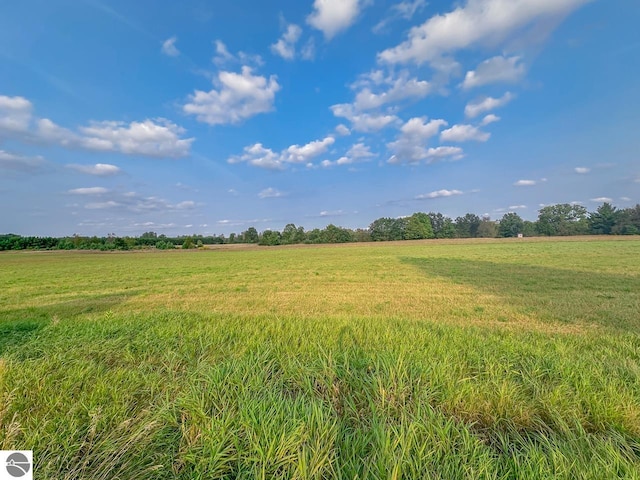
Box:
[415,189,463,199]
[514,179,537,186]
[184,66,280,125]
[228,135,336,170]
[322,142,376,167]
[307,0,365,39]
[465,92,514,118]
[271,24,302,60]
[0,95,193,158]
[0,149,46,172]
[480,114,501,126]
[67,163,121,176]
[462,55,525,89]
[378,0,591,65]
[353,71,432,110]
[161,36,180,57]
[590,197,613,203]
[440,124,490,142]
[0,95,32,133]
[388,117,463,164]
[285,136,335,163]
[335,124,351,136]
[575,167,590,174]
[331,103,399,132]
[508,205,527,210]
[258,187,286,199]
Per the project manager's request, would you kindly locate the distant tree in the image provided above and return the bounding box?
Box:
[259,230,281,246]
[405,212,434,239]
[522,221,538,237]
[243,227,259,244]
[477,219,498,238]
[455,213,482,238]
[196,239,204,248]
[427,212,456,238]
[228,233,236,244]
[612,204,640,235]
[182,237,195,249]
[588,203,618,234]
[498,212,524,237]
[536,204,588,236]
[321,224,353,243]
[281,223,299,245]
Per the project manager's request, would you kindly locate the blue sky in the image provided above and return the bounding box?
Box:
[1,0,638,236]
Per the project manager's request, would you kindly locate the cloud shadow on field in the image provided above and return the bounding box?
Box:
[0,292,139,355]
[400,257,640,332]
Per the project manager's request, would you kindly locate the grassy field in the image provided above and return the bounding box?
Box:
[1,237,639,479]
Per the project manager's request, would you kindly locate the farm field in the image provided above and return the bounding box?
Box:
[1,237,639,479]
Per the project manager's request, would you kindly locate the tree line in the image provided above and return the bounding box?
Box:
[1,202,638,251]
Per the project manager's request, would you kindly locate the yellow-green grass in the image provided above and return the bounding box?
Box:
[1,237,639,479]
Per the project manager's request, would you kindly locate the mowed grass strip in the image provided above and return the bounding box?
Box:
[0,237,639,479]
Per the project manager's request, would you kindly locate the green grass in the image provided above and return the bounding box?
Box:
[1,237,639,479]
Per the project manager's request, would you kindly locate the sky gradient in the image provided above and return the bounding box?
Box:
[1,0,638,236]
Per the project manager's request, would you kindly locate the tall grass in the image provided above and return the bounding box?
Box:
[0,237,639,478]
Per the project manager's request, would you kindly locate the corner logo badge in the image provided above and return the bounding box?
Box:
[1,451,32,480]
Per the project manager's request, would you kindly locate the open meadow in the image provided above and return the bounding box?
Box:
[1,236,639,479]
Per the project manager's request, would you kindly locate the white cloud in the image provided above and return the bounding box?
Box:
[440,124,490,142]
[161,36,180,57]
[325,142,377,167]
[77,119,192,157]
[0,149,46,172]
[0,95,193,158]
[271,24,302,60]
[378,0,591,65]
[480,114,501,126]
[67,163,121,176]
[184,67,280,125]
[0,95,33,133]
[374,0,427,33]
[228,135,336,170]
[415,189,463,199]
[620,197,631,202]
[514,179,537,186]
[462,56,525,89]
[335,124,351,136]
[331,103,399,132]
[228,143,284,170]
[508,205,527,209]
[590,197,613,203]
[258,187,286,199]
[353,72,432,110]
[575,167,590,174]
[388,117,461,164]
[307,0,364,39]
[285,136,335,163]
[212,41,263,67]
[68,187,110,195]
[465,92,514,118]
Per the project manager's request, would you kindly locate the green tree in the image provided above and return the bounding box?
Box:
[281,223,299,245]
[259,230,281,246]
[243,227,259,244]
[455,213,482,238]
[405,212,434,239]
[588,203,618,234]
[427,212,456,238]
[182,237,195,249]
[536,204,588,236]
[477,219,498,238]
[612,204,640,235]
[498,213,524,237]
